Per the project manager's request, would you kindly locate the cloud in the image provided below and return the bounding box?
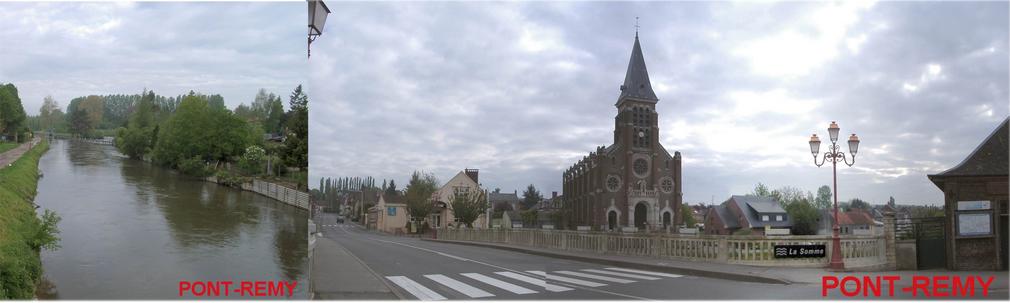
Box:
[310,1,1008,205]
[0,2,306,114]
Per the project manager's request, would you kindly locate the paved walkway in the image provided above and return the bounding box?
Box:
[426,239,1009,289]
[0,138,41,169]
[311,236,400,300]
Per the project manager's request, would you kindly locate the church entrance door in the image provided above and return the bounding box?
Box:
[634,202,648,230]
[663,211,672,229]
[607,211,617,231]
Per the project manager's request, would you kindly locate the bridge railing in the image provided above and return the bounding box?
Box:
[435,228,889,269]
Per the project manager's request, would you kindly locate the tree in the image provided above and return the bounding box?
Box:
[815,185,832,210]
[151,93,255,171]
[79,95,104,132]
[39,95,60,131]
[520,184,542,210]
[115,90,158,159]
[848,198,871,211]
[68,106,92,136]
[207,94,226,111]
[785,199,820,235]
[520,209,539,227]
[385,179,398,196]
[0,83,27,141]
[769,186,810,207]
[283,85,308,170]
[448,190,487,228]
[681,204,696,228]
[752,183,771,197]
[404,171,439,231]
[492,201,512,218]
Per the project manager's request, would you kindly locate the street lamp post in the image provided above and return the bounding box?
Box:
[307,0,331,58]
[808,121,860,271]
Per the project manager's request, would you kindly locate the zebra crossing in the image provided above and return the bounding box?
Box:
[385,267,685,300]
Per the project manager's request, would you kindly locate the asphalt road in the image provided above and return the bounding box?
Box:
[315,213,1007,300]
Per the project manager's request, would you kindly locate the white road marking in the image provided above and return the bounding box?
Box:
[374,239,471,261]
[343,234,654,300]
[554,270,636,284]
[604,267,684,278]
[424,274,494,298]
[461,273,538,295]
[494,271,573,292]
[526,270,607,287]
[386,276,446,300]
[581,269,661,280]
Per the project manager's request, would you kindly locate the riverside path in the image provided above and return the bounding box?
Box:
[0,138,41,168]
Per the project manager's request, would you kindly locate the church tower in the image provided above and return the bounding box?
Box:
[563,32,683,232]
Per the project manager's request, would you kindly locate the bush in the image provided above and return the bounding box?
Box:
[177,155,210,177]
[214,170,248,187]
[237,145,266,175]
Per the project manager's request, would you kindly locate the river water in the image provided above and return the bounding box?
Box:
[33,139,308,299]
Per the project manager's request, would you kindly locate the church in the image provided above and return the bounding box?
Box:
[562,33,683,232]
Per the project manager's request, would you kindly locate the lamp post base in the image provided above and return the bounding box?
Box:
[829,235,846,271]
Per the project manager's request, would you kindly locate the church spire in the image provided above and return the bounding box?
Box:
[618,32,658,103]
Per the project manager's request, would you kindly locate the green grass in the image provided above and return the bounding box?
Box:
[0,142,18,154]
[0,140,53,299]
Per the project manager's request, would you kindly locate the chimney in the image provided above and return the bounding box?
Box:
[465,168,479,183]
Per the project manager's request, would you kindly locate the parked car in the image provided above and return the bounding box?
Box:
[336,216,345,223]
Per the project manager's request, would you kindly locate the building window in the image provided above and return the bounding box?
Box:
[633,159,648,176]
[776,215,783,221]
[762,215,769,221]
[660,177,674,193]
[606,175,621,192]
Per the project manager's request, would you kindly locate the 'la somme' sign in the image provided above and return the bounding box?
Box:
[774,244,826,258]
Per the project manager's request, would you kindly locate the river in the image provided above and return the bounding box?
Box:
[33,139,308,299]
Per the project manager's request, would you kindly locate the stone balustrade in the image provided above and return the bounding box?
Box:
[627,189,658,197]
[436,228,889,269]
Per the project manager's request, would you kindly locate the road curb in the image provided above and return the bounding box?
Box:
[423,238,792,285]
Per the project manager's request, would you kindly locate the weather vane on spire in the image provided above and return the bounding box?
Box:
[635,17,640,37]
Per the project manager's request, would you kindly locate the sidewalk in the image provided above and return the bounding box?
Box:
[310,236,401,300]
[0,138,41,168]
[425,238,1009,288]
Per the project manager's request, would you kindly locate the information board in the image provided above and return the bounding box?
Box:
[957,213,991,236]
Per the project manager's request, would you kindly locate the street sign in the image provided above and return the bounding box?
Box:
[774,244,826,258]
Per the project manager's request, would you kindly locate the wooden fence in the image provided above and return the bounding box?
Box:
[436,228,889,268]
[243,179,310,210]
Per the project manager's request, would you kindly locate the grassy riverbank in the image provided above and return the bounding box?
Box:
[0,140,59,299]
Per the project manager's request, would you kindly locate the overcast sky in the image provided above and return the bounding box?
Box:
[0,1,305,114]
[309,1,1008,206]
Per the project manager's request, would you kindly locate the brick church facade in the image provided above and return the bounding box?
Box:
[563,34,683,231]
